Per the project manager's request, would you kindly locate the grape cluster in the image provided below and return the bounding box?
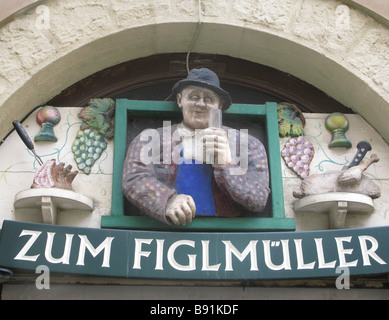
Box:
[72,128,107,174]
[281,136,314,179]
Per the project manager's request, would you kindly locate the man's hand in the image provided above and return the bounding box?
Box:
[201,127,232,166]
[165,194,196,225]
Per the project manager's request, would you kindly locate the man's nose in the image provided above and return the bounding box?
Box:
[195,98,207,109]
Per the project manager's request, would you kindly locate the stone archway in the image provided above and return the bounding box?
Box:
[0,0,388,141]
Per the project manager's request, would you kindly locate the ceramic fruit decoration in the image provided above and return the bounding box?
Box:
[72,98,114,175]
[34,106,61,142]
[72,128,107,174]
[281,136,314,179]
[325,112,352,148]
[277,103,305,137]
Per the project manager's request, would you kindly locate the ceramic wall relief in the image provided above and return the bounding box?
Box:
[293,141,381,199]
[72,98,115,175]
[278,103,315,179]
[277,103,305,137]
[325,112,352,148]
[72,128,108,175]
[34,106,61,142]
[31,159,78,191]
[281,136,315,179]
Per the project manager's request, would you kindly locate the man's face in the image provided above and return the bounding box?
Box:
[177,86,222,130]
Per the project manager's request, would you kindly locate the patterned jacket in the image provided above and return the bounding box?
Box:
[122,123,270,224]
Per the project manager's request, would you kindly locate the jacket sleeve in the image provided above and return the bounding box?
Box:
[213,133,270,213]
[122,132,176,224]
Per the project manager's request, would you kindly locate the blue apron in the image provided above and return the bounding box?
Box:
[174,151,216,216]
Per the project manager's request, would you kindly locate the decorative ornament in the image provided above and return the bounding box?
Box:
[325,112,352,148]
[281,136,314,179]
[337,154,379,186]
[277,103,305,137]
[78,98,115,139]
[293,154,381,199]
[31,159,78,190]
[34,106,61,142]
[293,142,380,199]
[72,128,107,175]
[72,98,114,174]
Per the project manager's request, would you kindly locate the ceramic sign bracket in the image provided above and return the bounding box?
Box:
[14,188,94,225]
[294,192,374,229]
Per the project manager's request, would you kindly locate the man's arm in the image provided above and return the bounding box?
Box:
[122,130,196,225]
[213,134,270,213]
[122,133,176,224]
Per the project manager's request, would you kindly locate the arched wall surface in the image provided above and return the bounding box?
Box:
[0,0,388,142]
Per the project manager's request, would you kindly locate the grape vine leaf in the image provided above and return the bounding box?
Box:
[78,98,115,139]
[277,103,305,137]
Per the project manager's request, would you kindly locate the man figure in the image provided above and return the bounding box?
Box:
[122,68,270,226]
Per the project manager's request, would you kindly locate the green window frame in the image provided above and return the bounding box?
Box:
[101,99,295,232]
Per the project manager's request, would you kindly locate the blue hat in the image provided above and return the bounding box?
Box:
[172,68,232,110]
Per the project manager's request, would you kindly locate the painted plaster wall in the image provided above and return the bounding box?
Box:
[0,108,113,229]
[284,113,389,231]
[0,107,388,231]
[0,0,388,144]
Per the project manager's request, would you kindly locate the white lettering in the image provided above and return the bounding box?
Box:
[151,304,185,317]
[263,240,291,270]
[294,239,315,269]
[133,238,153,269]
[10,227,389,278]
[76,235,114,268]
[335,236,358,267]
[315,238,336,269]
[223,240,258,271]
[14,230,42,262]
[155,239,164,270]
[167,240,196,271]
[45,232,73,264]
[358,235,386,266]
[201,240,221,271]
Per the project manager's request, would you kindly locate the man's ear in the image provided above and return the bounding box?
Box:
[176,93,183,109]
